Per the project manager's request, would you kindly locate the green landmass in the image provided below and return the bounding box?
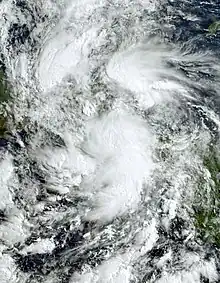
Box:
[193,146,220,246]
[0,116,8,137]
[0,69,10,103]
[0,68,10,137]
[208,21,220,35]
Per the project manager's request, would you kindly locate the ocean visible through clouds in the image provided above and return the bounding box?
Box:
[0,0,220,282]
